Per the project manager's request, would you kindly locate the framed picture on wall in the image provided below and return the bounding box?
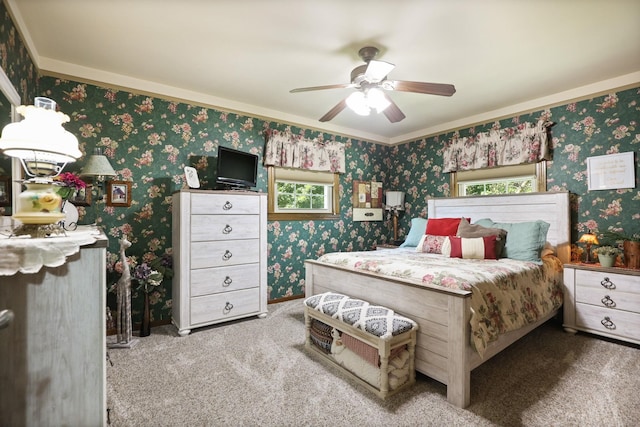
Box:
[586,152,635,191]
[0,176,11,208]
[106,180,132,207]
[71,178,92,206]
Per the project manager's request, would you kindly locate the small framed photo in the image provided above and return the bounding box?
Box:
[106,180,132,207]
[0,175,11,207]
[71,179,92,206]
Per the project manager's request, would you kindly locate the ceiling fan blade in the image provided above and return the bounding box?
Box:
[290,83,353,93]
[319,99,347,122]
[390,80,456,96]
[382,94,406,123]
[365,60,395,82]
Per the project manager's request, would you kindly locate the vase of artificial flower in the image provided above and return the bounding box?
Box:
[132,253,173,337]
[54,172,86,201]
[601,230,640,269]
[140,292,151,337]
[133,262,161,337]
[594,246,621,268]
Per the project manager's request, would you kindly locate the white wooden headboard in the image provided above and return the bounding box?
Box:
[427,192,571,264]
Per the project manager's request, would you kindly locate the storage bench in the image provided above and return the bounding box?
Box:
[303,292,418,399]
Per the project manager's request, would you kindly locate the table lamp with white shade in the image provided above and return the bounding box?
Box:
[0,97,82,230]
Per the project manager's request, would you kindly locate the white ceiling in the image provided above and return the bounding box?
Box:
[6,0,640,145]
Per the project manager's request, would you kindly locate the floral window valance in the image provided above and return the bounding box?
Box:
[264,130,346,173]
[442,121,551,173]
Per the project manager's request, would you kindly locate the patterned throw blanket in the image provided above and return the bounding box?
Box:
[315,249,564,356]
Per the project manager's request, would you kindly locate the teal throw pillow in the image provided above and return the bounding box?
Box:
[474,218,550,263]
[399,218,428,248]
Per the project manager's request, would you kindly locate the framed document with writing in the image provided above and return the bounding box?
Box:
[587,152,635,191]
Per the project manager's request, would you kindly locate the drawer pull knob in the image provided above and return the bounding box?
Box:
[223,201,233,210]
[601,295,616,308]
[223,276,233,286]
[222,250,233,261]
[600,316,616,330]
[223,224,233,234]
[224,302,234,314]
[600,277,615,289]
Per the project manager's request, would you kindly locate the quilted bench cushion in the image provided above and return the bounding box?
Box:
[304,292,417,340]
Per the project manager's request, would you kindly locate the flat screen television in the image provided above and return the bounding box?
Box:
[215,146,258,189]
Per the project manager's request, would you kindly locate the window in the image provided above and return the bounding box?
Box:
[451,163,546,197]
[267,166,340,220]
[460,175,535,196]
[276,181,329,211]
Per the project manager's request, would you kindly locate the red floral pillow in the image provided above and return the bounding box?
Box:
[416,234,447,254]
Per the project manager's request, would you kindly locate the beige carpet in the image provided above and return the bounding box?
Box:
[106,300,639,426]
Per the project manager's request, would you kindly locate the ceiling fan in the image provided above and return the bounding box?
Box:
[290,46,456,123]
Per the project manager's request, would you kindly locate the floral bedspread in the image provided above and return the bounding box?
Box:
[315,249,564,356]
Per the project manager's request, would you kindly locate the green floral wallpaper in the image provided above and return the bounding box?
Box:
[38,76,388,324]
[391,88,640,249]
[1,2,638,329]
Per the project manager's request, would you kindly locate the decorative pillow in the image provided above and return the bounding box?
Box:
[442,235,499,260]
[474,218,550,264]
[425,217,469,236]
[399,217,428,248]
[457,217,508,257]
[416,234,447,254]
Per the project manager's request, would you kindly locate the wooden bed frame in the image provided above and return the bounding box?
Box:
[305,192,570,408]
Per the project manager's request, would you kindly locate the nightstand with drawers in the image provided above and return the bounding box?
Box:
[563,263,640,345]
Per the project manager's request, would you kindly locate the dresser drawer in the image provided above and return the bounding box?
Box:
[191,193,259,215]
[191,214,260,241]
[575,269,639,293]
[191,239,259,269]
[575,285,640,313]
[191,264,260,297]
[191,287,260,325]
[575,302,640,341]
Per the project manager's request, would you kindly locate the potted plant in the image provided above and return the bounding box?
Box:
[594,246,622,268]
[600,230,640,269]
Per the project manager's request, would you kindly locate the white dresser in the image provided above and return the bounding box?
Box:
[0,229,108,426]
[172,189,268,336]
[563,263,640,345]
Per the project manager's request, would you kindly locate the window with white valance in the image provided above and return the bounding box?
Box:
[264,130,346,173]
[442,121,551,173]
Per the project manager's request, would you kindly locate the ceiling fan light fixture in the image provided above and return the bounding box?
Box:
[291,46,455,123]
[346,92,370,116]
[367,88,391,113]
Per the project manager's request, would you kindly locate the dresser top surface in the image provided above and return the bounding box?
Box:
[564,262,640,277]
[174,188,266,196]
